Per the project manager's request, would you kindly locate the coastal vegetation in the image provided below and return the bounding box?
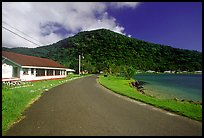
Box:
[2,74,89,135]
[2,29,202,74]
[98,75,202,122]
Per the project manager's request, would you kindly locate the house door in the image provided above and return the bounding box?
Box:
[13,67,18,77]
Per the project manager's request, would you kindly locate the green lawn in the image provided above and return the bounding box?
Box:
[98,75,202,122]
[2,74,90,135]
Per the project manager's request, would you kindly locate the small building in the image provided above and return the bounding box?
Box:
[2,51,72,82]
[66,68,75,75]
[171,71,175,74]
[146,70,155,73]
[194,71,202,73]
[164,70,171,73]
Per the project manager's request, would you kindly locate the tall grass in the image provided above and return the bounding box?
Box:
[98,75,202,122]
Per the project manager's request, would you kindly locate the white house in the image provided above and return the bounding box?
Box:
[2,51,73,82]
[146,70,155,73]
[164,70,171,73]
[66,68,75,74]
[195,71,202,73]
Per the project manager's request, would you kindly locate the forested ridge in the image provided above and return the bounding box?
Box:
[2,28,202,73]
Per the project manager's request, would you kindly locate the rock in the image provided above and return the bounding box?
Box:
[137,86,144,89]
[187,100,194,103]
[130,81,146,94]
[139,90,145,94]
[196,101,202,105]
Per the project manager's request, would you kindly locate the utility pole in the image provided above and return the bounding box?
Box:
[79,54,81,76]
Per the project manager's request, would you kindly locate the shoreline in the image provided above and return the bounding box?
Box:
[135,82,202,105]
[99,75,202,121]
[133,74,202,103]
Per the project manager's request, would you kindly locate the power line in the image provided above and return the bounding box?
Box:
[2,26,42,47]
[2,21,44,45]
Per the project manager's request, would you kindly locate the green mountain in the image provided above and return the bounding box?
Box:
[2,29,202,73]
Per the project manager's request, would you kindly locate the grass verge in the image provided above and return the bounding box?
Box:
[2,74,91,135]
[98,75,202,122]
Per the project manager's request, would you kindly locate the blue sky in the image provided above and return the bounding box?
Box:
[107,2,202,51]
[2,2,202,52]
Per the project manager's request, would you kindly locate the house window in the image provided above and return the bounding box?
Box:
[47,69,53,76]
[31,68,34,75]
[55,70,60,75]
[23,68,29,75]
[36,69,45,76]
[62,70,65,75]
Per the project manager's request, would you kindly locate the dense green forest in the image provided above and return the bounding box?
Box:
[2,29,202,74]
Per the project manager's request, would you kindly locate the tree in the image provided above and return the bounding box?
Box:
[3,29,202,73]
[122,66,136,80]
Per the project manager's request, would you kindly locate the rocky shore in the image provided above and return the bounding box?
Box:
[130,81,145,94]
[130,80,202,105]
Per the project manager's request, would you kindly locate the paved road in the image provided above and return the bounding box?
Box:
[6,75,202,136]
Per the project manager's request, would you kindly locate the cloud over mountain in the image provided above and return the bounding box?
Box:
[2,2,139,48]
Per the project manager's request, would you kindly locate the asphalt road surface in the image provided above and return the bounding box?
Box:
[6,75,202,136]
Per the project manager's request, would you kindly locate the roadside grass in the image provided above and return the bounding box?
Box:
[98,75,202,122]
[2,74,90,135]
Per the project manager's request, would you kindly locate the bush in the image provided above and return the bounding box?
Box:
[123,66,136,80]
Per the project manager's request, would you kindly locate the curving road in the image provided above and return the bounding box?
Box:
[6,75,202,136]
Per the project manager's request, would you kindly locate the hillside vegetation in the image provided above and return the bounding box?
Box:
[3,29,202,73]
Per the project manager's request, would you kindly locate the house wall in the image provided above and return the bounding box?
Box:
[2,57,67,82]
[20,68,35,81]
[2,63,13,78]
[20,67,67,81]
[2,60,21,78]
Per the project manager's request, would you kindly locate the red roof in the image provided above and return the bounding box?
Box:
[2,51,66,68]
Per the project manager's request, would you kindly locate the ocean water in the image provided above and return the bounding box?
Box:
[133,74,202,102]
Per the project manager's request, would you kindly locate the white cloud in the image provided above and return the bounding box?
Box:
[110,2,140,9]
[80,12,125,34]
[2,2,139,48]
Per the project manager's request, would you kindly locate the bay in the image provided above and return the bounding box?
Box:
[133,74,202,102]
